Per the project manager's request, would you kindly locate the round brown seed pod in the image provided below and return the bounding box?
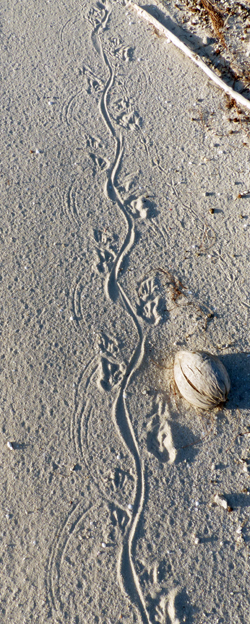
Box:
[174,350,230,409]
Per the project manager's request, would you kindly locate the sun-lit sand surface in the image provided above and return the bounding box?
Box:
[1,1,250,622]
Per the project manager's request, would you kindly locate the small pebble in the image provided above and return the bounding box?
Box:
[213,494,228,510]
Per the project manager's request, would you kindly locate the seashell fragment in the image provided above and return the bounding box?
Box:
[174,350,230,409]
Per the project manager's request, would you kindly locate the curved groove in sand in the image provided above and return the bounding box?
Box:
[73,355,131,514]
[46,501,96,619]
[46,6,158,623]
[92,14,152,624]
[60,88,85,127]
[64,178,81,226]
[98,46,136,303]
[112,319,150,623]
[99,49,116,138]
[56,6,153,622]
[47,497,130,622]
[46,501,94,613]
[71,355,99,456]
[80,401,134,514]
[103,133,136,303]
[104,207,135,302]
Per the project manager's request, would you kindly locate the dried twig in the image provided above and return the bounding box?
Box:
[128,2,250,112]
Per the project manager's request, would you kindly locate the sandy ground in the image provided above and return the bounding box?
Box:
[1,1,250,622]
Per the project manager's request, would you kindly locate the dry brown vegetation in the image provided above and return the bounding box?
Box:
[200,0,226,47]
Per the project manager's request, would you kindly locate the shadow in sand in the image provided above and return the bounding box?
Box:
[218,351,250,410]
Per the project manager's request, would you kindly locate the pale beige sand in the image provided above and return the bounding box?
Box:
[1,0,250,622]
